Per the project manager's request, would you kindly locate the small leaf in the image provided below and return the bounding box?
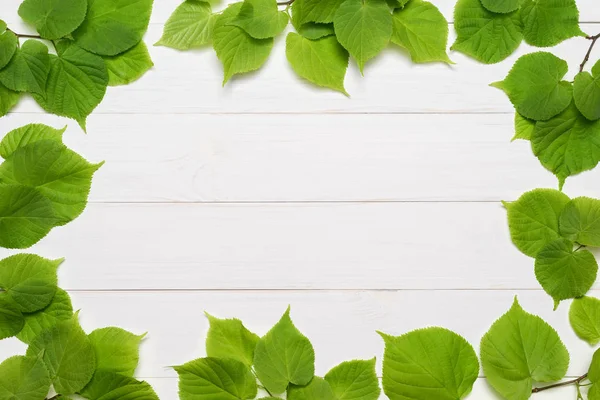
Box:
[156,0,216,50]
[17,288,73,344]
[290,1,335,40]
[205,313,259,367]
[574,60,600,121]
[0,293,24,340]
[504,188,570,258]
[26,313,96,394]
[521,0,585,47]
[452,0,523,64]
[212,3,274,84]
[103,41,153,86]
[0,123,65,159]
[333,0,392,73]
[0,83,20,117]
[491,52,572,121]
[286,32,349,94]
[380,327,479,400]
[480,0,524,13]
[0,28,17,70]
[534,238,597,307]
[0,40,51,95]
[0,355,51,400]
[73,0,153,56]
[481,298,569,399]
[513,113,535,141]
[560,197,600,246]
[89,327,145,377]
[390,0,452,64]
[293,0,346,25]
[288,377,336,400]
[175,357,257,400]
[230,0,289,39]
[80,371,159,400]
[253,307,315,394]
[569,296,600,346]
[324,358,380,400]
[18,0,87,40]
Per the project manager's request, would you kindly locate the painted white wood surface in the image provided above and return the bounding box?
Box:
[1,0,599,398]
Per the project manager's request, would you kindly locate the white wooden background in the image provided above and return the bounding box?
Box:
[1,1,600,398]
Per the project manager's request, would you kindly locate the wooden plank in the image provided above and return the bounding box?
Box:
[2,113,598,203]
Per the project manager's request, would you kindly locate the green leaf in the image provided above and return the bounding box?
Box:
[534,238,597,307]
[0,254,60,313]
[574,60,600,121]
[103,41,153,86]
[0,40,50,95]
[0,83,20,117]
[481,297,569,399]
[0,21,5,33]
[333,0,392,73]
[205,313,259,367]
[80,371,159,400]
[288,377,336,400]
[569,296,600,346]
[0,140,103,224]
[380,327,478,400]
[560,197,600,246]
[253,307,315,394]
[513,113,535,141]
[481,0,524,13]
[521,0,585,47]
[0,293,24,339]
[0,123,65,159]
[388,0,412,8]
[73,0,153,56]
[175,357,258,400]
[491,52,572,121]
[0,184,58,249]
[18,0,87,40]
[504,188,570,258]
[532,103,600,187]
[155,0,216,50]
[26,313,96,394]
[452,0,523,64]
[17,288,73,344]
[390,0,451,64]
[230,0,289,39]
[212,3,274,84]
[0,355,51,400]
[591,349,600,383]
[33,43,108,131]
[0,28,17,70]
[89,327,145,376]
[292,0,346,25]
[286,33,348,94]
[591,384,600,400]
[324,358,380,400]
[290,1,335,39]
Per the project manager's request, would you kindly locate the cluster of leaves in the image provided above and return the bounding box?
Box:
[158,0,453,94]
[0,0,155,130]
[0,253,159,400]
[452,0,585,64]
[0,123,102,249]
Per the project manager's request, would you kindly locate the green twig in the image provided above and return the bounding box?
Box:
[532,374,588,393]
[6,27,42,39]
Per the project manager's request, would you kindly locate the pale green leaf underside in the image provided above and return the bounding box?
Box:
[569,296,600,346]
[80,370,159,400]
[18,0,87,40]
[513,113,535,141]
[521,0,585,47]
[560,197,600,246]
[17,288,73,344]
[103,41,154,86]
[205,313,259,367]
[156,0,216,50]
[293,0,346,25]
[89,327,145,376]
[0,355,51,400]
[288,377,336,400]
[230,0,289,39]
[324,358,381,400]
[290,0,335,40]
[0,123,65,159]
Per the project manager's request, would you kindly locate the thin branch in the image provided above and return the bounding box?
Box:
[575,244,586,252]
[277,0,295,5]
[532,374,588,393]
[5,27,42,39]
[580,33,600,73]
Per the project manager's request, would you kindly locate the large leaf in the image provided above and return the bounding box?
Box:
[390,0,451,64]
[380,327,478,400]
[253,307,315,394]
[103,41,153,86]
[324,358,380,400]
[569,296,600,346]
[73,0,154,56]
[574,59,600,121]
[175,357,257,400]
[503,188,570,258]
[17,288,73,344]
[205,313,259,367]
[481,0,524,13]
[0,140,103,224]
[0,40,50,95]
[0,293,24,339]
[532,103,600,187]
[292,0,346,25]
[212,3,273,84]
[80,371,159,400]
[230,0,289,39]
[0,83,20,117]
[0,355,51,400]
[0,28,17,70]
[452,0,522,64]
[521,0,585,47]
[560,197,600,246]
[0,123,65,159]
[333,0,392,73]
[286,33,349,94]
[0,253,60,313]
[18,0,87,40]
[481,298,569,399]
[288,377,336,400]
[155,0,216,50]
[89,327,145,376]
[33,44,108,130]
[26,313,96,394]
[534,238,597,307]
[491,52,572,121]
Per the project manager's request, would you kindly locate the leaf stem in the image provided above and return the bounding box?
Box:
[252,369,274,397]
[575,244,586,251]
[531,374,588,393]
[5,27,42,39]
[580,33,600,73]
[277,0,295,5]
